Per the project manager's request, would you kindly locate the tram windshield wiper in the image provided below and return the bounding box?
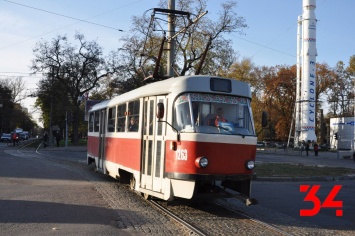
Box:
[216,125,245,138]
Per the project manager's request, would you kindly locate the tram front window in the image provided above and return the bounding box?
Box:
[173,93,255,136]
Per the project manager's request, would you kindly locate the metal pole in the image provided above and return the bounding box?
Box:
[49,67,54,146]
[0,96,3,134]
[167,0,175,77]
[65,111,68,148]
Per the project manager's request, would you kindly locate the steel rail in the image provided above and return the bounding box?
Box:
[149,200,207,236]
[215,201,294,236]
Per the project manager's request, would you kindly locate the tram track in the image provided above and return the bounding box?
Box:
[149,193,294,236]
[214,200,293,236]
[149,199,208,236]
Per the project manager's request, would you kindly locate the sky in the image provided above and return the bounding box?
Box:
[0,0,354,126]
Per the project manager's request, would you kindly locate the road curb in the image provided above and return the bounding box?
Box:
[255,174,355,182]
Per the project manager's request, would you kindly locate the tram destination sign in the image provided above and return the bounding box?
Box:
[210,78,231,93]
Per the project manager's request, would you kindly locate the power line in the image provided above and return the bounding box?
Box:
[0,71,37,74]
[250,23,296,59]
[233,0,329,62]
[0,72,43,79]
[0,0,143,51]
[3,0,124,31]
[232,34,296,59]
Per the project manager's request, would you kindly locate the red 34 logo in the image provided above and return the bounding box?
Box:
[300,185,343,217]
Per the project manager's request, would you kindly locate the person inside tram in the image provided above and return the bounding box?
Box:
[129,117,138,132]
[208,107,227,126]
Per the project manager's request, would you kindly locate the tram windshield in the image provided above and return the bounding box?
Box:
[173,93,255,136]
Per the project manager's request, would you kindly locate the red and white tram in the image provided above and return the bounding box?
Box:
[87,75,261,202]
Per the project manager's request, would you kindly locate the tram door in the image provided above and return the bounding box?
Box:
[97,109,106,170]
[141,96,166,193]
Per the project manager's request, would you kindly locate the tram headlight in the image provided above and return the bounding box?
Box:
[245,160,255,170]
[195,156,208,168]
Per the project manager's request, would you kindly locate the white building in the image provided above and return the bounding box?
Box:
[329,117,355,150]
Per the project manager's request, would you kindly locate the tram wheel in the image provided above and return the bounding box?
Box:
[129,175,135,190]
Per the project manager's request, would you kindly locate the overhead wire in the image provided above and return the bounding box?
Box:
[234,0,328,61]
[3,0,124,31]
[232,34,296,59]
[0,0,144,51]
[250,23,296,59]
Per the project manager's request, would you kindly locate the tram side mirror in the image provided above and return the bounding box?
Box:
[262,111,268,127]
[156,102,164,120]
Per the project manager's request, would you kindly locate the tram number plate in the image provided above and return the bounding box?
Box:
[176,149,188,161]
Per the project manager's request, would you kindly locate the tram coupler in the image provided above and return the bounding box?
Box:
[220,179,258,205]
[238,195,258,206]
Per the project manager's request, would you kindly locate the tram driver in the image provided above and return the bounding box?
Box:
[207,107,227,126]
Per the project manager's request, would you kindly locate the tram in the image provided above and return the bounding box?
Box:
[87,75,264,202]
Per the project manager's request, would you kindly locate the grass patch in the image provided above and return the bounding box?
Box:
[254,163,355,177]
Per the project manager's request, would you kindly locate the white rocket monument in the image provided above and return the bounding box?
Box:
[295,0,317,145]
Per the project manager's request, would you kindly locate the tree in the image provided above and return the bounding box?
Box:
[346,55,355,74]
[113,0,247,92]
[326,61,354,117]
[0,84,14,133]
[0,77,27,104]
[35,78,69,136]
[31,33,114,144]
[262,66,297,140]
[0,83,36,133]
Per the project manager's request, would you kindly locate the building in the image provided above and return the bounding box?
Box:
[329,117,355,150]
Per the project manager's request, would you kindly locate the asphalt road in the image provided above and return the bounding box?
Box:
[1,143,355,234]
[254,149,355,231]
[252,180,355,231]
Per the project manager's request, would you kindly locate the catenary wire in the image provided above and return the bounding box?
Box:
[0,0,144,51]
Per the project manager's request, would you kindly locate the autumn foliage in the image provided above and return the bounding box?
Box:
[223,57,355,143]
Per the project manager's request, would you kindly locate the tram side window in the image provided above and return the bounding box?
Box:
[116,104,126,132]
[88,112,94,132]
[107,107,116,132]
[128,100,140,132]
[94,111,99,132]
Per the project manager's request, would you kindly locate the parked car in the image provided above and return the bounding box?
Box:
[19,133,27,141]
[1,133,11,142]
[271,142,285,148]
[256,141,265,147]
[22,131,29,139]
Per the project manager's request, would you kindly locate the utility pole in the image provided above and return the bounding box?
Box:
[49,66,54,146]
[167,0,175,77]
[148,4,206,79]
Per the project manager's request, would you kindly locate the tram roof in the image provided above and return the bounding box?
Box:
[89,75,251,111]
